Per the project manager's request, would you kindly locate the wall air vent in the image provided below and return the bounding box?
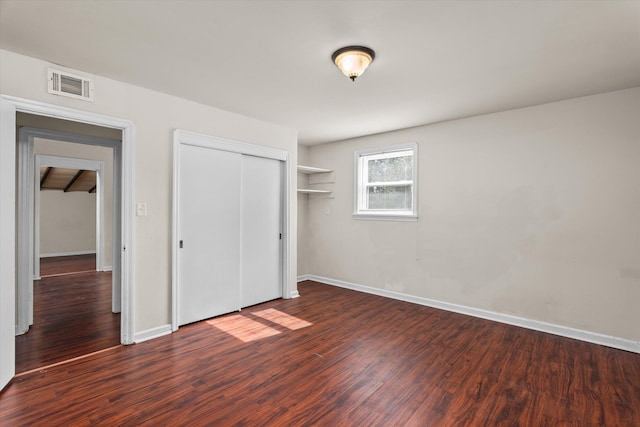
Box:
[47,68,94,101]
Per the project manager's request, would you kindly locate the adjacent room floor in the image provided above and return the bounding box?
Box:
[2,281,639,425]
[14,254,120,374]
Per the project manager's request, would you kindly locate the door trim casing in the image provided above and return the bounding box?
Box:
[1,94,136,346]
[172,129,291,332]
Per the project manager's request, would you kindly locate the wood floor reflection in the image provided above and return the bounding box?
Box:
[15,255,120,374]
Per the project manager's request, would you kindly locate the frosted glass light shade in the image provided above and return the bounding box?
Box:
[332,46,375,81]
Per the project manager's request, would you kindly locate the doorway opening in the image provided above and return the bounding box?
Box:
[34,153,106,278]
[0,95,135,391]
[15,115,122,374]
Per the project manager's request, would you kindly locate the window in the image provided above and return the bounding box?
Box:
[354,143,418,220]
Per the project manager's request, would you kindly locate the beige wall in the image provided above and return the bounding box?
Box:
[34,139,114,264]
[39,190,96,256]
[302,87,640,342]
[1,49,298,333]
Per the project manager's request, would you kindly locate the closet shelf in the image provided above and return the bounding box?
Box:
[297,164,333,194]
[297,189,332,194]
[297,165,332,174]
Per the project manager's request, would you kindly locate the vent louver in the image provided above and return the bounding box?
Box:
[47,68,94,101]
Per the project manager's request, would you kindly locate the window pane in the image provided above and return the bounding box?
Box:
[367,185,412,210]
[367,154,412,183]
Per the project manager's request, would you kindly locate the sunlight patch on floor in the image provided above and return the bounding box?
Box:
[252,308,313,330]
[207,315,281,342]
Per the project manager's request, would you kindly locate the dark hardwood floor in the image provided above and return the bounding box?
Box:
[39,253,96,277]
[15,255,120,374]
[2,281,639,426]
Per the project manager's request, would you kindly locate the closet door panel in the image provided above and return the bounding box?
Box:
[240,155,282,307]
[178,144,241,325]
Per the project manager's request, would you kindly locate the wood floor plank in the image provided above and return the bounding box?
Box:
[2,281,639,426]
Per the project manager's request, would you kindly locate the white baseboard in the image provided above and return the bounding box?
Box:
[297,274,311,282]
[289,290,300,298]
[305,274,640,354]
[101,265,113,272]
[134,324,172,343]
[40,250,96,258]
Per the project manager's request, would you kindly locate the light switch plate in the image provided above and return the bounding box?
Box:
[136,202,147,217]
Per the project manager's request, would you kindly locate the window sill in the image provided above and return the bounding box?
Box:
[352,213,418,222]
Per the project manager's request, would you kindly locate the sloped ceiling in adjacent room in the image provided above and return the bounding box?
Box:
[39,166,96,193]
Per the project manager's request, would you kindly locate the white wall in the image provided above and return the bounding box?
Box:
[39,190,96,256]
[34,139,113,263]
[303,87,640,343]
[1,49,298,333]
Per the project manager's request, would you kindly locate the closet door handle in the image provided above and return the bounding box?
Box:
[179,240,184,249]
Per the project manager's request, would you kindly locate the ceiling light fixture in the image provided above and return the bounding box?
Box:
[331,46,375,82]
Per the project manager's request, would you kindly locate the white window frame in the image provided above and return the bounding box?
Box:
[353,143,418,221]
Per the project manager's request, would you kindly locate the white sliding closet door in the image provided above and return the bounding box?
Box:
[175,136,284,328]
[177,144,241,326]
[241,155,282,307]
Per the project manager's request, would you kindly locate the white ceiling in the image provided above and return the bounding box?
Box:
[1,1,638,145]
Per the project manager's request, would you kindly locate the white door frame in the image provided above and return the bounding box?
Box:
[172,129,291,332]
[35,155,105,275]
[0,95,136,391]
[0,97,16,390]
